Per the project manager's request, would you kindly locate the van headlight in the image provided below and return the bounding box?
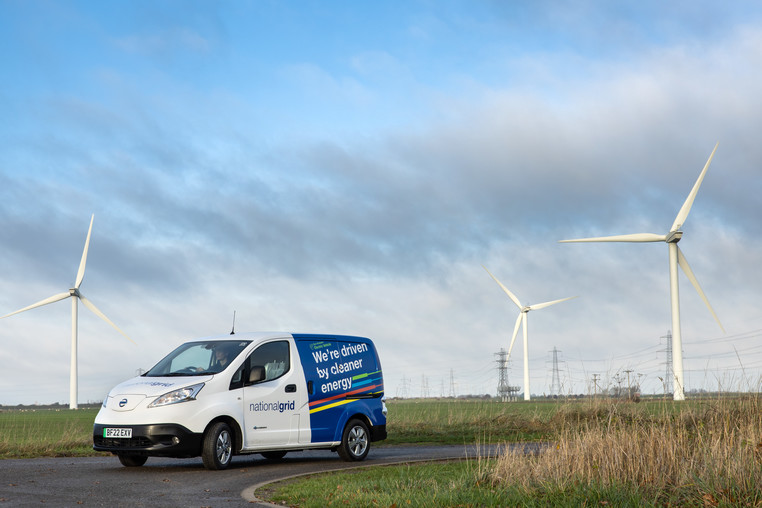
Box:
[149,383,204,408]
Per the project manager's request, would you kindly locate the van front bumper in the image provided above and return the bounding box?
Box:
[93,423,202,458]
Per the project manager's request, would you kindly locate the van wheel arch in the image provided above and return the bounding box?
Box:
[336,413,372,441]
[345,411,380,442]
[203,416,243,455]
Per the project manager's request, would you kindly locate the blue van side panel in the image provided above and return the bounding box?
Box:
[293,334,385,443]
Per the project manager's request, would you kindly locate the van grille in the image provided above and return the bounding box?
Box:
[95,436,152,448]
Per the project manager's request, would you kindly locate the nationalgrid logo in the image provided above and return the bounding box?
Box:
[249,400,295,413]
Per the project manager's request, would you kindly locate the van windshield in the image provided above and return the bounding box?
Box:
[144,340,251,377]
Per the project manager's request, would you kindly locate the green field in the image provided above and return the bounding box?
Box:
[0,398,553,458]
[0,407,100,459]
[2,397,760,506]
[383,397,559,444]
[0,396,741,456]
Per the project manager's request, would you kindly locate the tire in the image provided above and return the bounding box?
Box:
[202,422,234,470]
[117,453,147,467]
[337,418,370,461]
[260,451,287,460]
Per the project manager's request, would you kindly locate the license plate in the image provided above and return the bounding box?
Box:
[104,428,132,438]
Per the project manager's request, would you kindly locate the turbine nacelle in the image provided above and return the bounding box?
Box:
[666,230,683,243]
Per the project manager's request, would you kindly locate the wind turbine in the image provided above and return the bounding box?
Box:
[483,266,577,401]
[0,215,134,409]
[560,143,724,401]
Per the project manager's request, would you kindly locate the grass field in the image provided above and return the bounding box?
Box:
[268,396,762,507]
[0,397,554,458]
[2,396,760,506]
[0,407,100,459]
[382,397,559,444]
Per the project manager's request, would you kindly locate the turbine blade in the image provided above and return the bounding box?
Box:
[75,214,95,289]
[506,313,523,361]
[560,233,667,243]
[670,143,718,232]
[78,293,136,344]
[528,295,578,311]
[483,266,522,309]
[0,292,71,319]
[676,247,725,333]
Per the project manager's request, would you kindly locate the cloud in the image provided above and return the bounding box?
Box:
[2,2,762,404]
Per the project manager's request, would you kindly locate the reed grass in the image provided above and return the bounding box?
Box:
[491,395,762,506]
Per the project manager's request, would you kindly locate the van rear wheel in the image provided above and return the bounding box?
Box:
[337,419,370,461]
[202,422,233,470]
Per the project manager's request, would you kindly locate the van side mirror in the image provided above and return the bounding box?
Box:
[249,366,265,384]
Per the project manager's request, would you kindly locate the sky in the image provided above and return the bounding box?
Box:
[1,0,762,405]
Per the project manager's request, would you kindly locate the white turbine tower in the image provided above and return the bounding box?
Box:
[0,215,134,409]
[560,143,724,401]
[484,266,577,401]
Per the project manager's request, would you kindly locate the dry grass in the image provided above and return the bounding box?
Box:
[491,396,762,505]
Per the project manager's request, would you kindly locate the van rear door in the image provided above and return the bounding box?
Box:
[294,335,384,443]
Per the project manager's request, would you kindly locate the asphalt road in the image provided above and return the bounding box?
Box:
[0,444,507,507]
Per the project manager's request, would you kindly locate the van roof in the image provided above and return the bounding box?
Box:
[184,332,371,343]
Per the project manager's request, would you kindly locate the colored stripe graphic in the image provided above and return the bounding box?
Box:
[307,370,384,414]
[309,399,352,414]
[309,389,384,414]
[309,382,383,408]
[352,370,381,381]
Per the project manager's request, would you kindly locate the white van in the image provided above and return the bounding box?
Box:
[93,332,387,470]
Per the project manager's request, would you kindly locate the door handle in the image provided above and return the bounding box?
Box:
[285,384,297,393]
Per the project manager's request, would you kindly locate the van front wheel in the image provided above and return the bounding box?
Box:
[117,453,147,467]
[261,451,287,460]
[337,419,370,461]
[202,422,233,470]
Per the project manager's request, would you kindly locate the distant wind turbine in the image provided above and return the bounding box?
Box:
[560,143,724,401]
[0,215,134,409]
[483,266,577,401]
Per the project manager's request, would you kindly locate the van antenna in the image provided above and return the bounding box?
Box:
[230,310,236,335]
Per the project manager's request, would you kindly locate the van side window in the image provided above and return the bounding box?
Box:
[246,341,290,385]
[229,364,244,390]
